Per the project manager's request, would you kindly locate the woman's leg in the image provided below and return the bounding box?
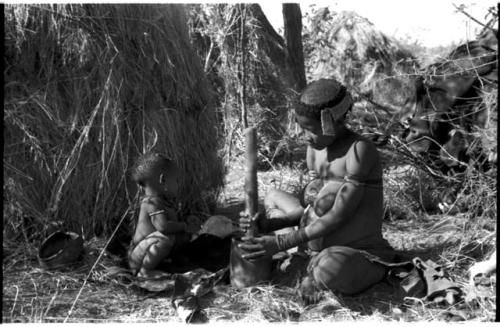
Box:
[305,246,388,295]
[264,189,304,232]
[264,189,304,234]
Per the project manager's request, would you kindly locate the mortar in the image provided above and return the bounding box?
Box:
[230,237,272,288]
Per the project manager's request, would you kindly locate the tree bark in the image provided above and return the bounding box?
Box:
[248,4,306,95]
[283,4,307,92]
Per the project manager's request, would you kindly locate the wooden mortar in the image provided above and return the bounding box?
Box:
[229,127,272,288]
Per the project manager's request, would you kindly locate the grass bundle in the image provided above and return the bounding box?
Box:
[4,4,224,242]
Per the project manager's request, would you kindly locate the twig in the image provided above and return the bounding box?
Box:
[10,285,19,319]
[43,279,60,320]
[453,4,496,32]
[63,191,139,322]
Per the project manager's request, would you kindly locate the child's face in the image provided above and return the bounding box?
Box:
[158,166,179,198]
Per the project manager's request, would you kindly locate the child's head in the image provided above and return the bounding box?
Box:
[132,152,179,197]
[294,79,352,149]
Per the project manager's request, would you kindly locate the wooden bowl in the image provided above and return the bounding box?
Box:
[38,231,84,269]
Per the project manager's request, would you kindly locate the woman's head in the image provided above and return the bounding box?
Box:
[294,79,352,149]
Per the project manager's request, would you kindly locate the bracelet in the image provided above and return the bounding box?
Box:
[308,170,319,180]
[276,229,309,251]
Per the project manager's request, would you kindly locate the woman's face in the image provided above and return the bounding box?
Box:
[295,114,337,150]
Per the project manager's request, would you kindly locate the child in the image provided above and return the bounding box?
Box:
[128,152,192,277]
[299,179,340,252]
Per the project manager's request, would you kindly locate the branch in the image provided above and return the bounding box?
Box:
[453,4,496,32]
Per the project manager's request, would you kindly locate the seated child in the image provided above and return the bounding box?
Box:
[300,178,341,252]
[128,152,192,277]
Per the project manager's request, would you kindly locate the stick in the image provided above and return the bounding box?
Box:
[244,127,258,237]
[64,190,139,322]
[453,4,495,31]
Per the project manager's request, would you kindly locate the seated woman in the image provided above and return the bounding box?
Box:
[239,78,395,297]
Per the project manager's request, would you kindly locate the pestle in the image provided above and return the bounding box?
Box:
[229,127,272,288]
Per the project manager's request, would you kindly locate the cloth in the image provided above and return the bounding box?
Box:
[320,93,353,136]
[358,253,464,305]
[303,244,463,302]
[131,267,228,322]
[307,245,389,295]
[388,257,463,305]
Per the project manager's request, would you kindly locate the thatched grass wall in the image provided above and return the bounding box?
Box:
[4,4,225,240]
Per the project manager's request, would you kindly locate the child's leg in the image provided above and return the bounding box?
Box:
[129,232,175,275]
[141,237,175,271]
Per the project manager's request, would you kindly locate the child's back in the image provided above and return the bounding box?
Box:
[132,195,178,244]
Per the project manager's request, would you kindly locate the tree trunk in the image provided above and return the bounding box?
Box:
[248,4,306,96]
[283,4,307,92]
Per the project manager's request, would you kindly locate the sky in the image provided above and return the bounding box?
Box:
[7,0,494,47]
[260,0,495,48]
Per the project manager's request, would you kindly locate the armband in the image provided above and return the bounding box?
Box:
[308,170,319,179]
[344,174,383,188]
[149,210,166,217]
[276,229,309,251]
[344,176,362,187]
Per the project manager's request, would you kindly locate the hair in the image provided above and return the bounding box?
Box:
[132,152,176,187]
[294,78,352,121]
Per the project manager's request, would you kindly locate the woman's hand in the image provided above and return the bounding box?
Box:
[237,235,279,259]
[238,211,270,234]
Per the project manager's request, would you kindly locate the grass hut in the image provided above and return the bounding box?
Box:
[4,4,225,242]
[304,9,417,118]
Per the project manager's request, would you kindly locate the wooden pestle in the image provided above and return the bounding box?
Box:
[244,127,258,237]
[229,127,272,288]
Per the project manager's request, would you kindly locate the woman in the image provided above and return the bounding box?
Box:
[239,78,395,297]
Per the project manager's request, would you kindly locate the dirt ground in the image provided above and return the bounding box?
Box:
[2,159,496,322]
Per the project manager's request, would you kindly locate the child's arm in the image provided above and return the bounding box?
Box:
[150,207,186,235]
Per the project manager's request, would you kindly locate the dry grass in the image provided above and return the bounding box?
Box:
[3,158,496,322]
[4,4,224,240]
